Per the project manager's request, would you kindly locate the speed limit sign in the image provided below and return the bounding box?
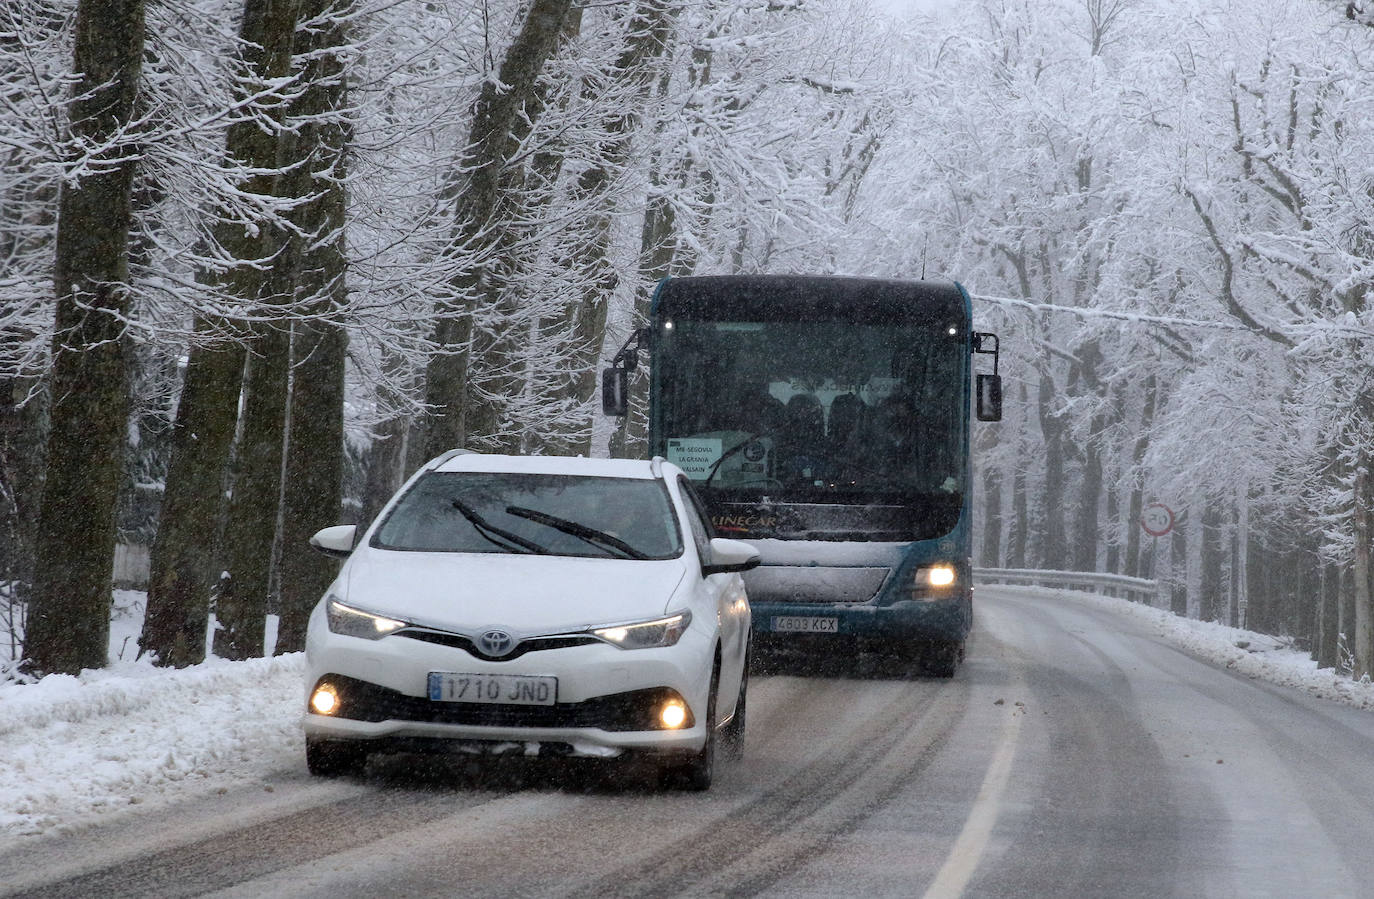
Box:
[1142,503,1175,538]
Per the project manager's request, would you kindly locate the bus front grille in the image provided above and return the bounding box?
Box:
[742,566,891,604]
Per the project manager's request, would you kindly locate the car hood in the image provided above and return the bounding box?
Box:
[338,549,689,634]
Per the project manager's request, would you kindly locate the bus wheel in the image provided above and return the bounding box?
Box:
[923,640,964,678]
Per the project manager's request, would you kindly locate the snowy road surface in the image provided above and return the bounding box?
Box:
[6,585,1374,897]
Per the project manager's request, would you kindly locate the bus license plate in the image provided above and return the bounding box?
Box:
[771,616,839,633]
[428,672,557,705]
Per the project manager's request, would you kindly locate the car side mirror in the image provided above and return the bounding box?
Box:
[602,367,628,417]
[310,524,357,559]
[976,374,1002,422]
[702,537,761,576]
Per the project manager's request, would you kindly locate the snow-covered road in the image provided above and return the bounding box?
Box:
[4,585,1374,896]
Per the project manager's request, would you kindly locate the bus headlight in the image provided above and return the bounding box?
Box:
[911,564,958,598]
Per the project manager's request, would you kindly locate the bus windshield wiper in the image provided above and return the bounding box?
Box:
[504,506,649,560]
[703,431,768,488]
[451,498,549,555]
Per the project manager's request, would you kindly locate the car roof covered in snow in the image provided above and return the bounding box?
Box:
[429,452,675,480]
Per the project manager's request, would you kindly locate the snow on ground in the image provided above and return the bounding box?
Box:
[4,586,1374,841]
[995,584,1374,710]
[1,593,301,840]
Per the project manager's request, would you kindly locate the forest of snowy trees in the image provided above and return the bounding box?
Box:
[0,0,1371,678]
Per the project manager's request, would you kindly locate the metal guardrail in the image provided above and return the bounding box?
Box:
[974,567,1164,607]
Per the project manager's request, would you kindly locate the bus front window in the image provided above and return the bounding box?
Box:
[655,319,965,502]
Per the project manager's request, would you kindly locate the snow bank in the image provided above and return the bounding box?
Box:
[996,584,1374,711]
[0,653,304,838]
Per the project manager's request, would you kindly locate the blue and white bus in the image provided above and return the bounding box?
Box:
[603,275,1001,675]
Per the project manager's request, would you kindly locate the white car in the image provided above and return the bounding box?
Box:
[302,451,757,790]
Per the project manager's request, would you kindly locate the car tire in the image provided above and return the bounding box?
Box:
[306,738,368,777]
[923,639,964,678]
[720,654,748,762]
[664,663,719,791]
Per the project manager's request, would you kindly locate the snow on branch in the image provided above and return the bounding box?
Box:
[971,292,1373,343]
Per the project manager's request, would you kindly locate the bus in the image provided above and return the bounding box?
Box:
[602,275,1002,676]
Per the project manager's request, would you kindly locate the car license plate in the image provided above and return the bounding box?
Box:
[427,672,557,705]
[771,616,839,633]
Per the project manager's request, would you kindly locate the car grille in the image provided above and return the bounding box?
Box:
[314,674,692,732]
[397,629,600,661]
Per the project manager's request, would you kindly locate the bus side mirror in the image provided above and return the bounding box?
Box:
[602,367,628,417]
[976,374,1002,422]
[602,327,648,417]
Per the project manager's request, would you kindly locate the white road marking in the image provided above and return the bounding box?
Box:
[921,680,1024,899]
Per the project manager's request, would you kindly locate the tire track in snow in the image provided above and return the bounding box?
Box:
[562,671,971,898]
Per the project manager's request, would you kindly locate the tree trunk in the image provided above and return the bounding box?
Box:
[1170,511,1187,615]
[1352,463,1372,679]
[1185,494,1203,619]
[278,319,345,651]
[462,239,527,454]
[980,451,1003,567]
[25,0,145,675]
[207,0,308,661]
[1072,408,1107,571]
[1105,481,1121,574]
[1201,503,1226,622]
[1036,369,1068,570]
[141,0,302,665]
[141,338,243,665]
[421,0,576,460]
[1236,497,1247,629]
[1123,375,1157,578]
[0,372,44,651]
[1008,384,1030,569]
[1104,382,1126,574]
[215,334,289,659]
[560,1,678,456]
[277,0,351,652]
[609,157,688,459]
[360,365,412,528]
[1317,561,1340,670]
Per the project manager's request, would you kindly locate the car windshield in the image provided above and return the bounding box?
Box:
[372,472,684,559]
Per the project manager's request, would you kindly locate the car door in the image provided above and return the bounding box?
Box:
[676,476,749,709]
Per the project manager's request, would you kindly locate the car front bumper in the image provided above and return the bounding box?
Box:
[303,617,714,758]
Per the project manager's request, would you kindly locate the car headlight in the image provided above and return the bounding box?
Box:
[326,597,408,639]
[592,611,692,649]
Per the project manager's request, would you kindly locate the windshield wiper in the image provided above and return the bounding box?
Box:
[451,498,550,555]
[504,505,650,560]
[703,431,769,488]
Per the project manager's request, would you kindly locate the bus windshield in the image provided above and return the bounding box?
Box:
[654,317,966,505]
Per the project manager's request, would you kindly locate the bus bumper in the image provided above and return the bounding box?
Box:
[750,592,971,646]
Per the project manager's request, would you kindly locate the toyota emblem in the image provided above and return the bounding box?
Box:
[477,628,516,657]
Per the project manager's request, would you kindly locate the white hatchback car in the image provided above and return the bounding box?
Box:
[303,451,757,789]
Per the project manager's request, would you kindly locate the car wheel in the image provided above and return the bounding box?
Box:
[923,640,964,678]
[664,663,719,791]
[720,654,748,762]
[306,738,368,777]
